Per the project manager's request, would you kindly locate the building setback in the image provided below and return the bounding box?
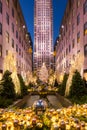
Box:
[55,0,87,81]
[0,0,33,79]
[34,0,53,71]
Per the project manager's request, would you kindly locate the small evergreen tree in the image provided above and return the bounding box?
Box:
[1,70,16,99]
[69,70,86,99]
[54,79,58,87]
[58,73,68,96]
[17,74,28,97]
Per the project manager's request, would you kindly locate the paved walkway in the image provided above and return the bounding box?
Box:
[24,94,72,109]
[12,93,72,109]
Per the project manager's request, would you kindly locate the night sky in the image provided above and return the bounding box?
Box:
[19,0,68,44]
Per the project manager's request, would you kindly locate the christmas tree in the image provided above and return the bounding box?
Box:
[39,63,49,83]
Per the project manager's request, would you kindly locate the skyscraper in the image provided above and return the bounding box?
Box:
[34,0,53,71]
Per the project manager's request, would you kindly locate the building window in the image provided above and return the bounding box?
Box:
[84,22,87,35]
[66,48,68,55]
[0,22,2,35]
[72,39,75,48]
[69,44,71,53]
[12,8,14,17]
[19,36,21,43]
[6,50,8,55]
[16,44,18,52]
[84,44,87,57]
[19,48,21,55]
[77,50,80,54]
[84,0,87,14]
[16,31,18,39]
[72,8,75,17]
[77,32,80,43]
[6,12,9,25]
[77,13,80,25]
[12,23,14,33]
[66,24,67,32]
[0,45,2,57]
[0,1,2,14]
[6,0,9,7]
[6,31,9,43]
[12,39,14,48]
[22,52,23,58]
[72,23,75,33]
[77,0,80,8]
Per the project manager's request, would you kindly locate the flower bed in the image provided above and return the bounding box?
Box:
[0,104,87,129]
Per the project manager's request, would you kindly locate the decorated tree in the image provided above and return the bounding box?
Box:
[3,51,21,94]
[39,63,49,83]
[65,53,84,96]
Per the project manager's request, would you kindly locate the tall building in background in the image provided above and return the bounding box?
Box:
[34,0,53,71]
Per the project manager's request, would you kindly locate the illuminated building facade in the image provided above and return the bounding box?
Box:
[55,0,87,81]
[34,0,53,71]
[0,0,33,79]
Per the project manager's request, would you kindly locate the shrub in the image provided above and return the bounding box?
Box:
[17,74,28,97]
[0,96,13,108]
[58,73,68,96]
[54,79,58,87]
[69,70,87,99]
[1,70,16,99]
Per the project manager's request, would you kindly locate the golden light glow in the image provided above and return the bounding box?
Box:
[3,51,21,94]
[84,29,87,35]
[77,38,80,43]
[65,53,84,96]
[53,51,56,56]
[0,73,2,80]
[27,47,32,53]
[39,63,48,82]
[83,73,87,81]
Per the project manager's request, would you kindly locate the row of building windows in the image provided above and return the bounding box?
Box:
[58,21,87,53]
[62,0,87,37]
[84,0,87,14]
[58,44,87,70]
[0,1,24,42]
[58,44,87,66]
[0,0,14,17]
[0,21,26,49]
[0,0,2,14]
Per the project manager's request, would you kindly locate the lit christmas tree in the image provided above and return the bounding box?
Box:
[3,51,21,94]
[39,63,48,83]
[65,53,84,96]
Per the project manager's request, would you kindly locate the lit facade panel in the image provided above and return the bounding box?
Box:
[34,0,53,70]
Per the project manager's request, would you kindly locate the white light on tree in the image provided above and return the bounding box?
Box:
[39,63,48,82]
[3,51,21,94]
[65,53,84,96]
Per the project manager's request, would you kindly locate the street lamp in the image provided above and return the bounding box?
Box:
[61,25,64,29]
[23,25,25,29]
